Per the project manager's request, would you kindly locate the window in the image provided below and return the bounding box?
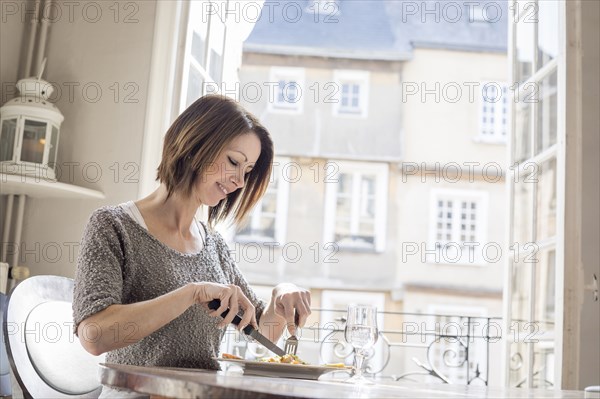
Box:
[268,67,305,114]
[478,82,508,143]
[180,1,227,110]
[324,161,388,252]
[307,0,340,15]
[506,0,563,388]
[139,1,262,197]
[428,189,488,265]
[470,4,489,23]
[235,158,290,243]
[333,70,369,118]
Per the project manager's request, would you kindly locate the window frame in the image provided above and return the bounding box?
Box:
[268,67,305,114]
[332,70,370,118]
[428,188,489,266]
[179,0,228,112]
[138,0,262,198]
[323,161,388,252]
[234,157,290,244]
[475,82,508,144]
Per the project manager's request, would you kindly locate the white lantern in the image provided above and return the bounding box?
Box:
[0,78,64,181]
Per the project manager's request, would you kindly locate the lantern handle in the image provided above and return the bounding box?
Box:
[37,58,47,80]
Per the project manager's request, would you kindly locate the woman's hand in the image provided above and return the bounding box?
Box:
[190,282,257,331]
[271,283,312,336]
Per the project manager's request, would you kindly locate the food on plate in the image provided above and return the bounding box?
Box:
[323,363,347,368]
[259,354,307,364]
[221,353,349,368]
[222,353,243,360]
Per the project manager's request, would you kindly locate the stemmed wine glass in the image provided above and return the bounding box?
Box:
[344,304,378,384]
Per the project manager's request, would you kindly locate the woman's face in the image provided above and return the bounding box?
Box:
[194,132,262,206]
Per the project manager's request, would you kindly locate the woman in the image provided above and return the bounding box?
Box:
[73,95,311,374]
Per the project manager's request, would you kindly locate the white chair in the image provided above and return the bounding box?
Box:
[2,275,104,398]
[1,293,12,397]
[585,386,600,399]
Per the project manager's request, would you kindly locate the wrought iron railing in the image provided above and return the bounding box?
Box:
[220,308,503,385]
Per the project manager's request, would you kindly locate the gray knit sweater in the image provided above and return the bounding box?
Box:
[73,206,265,370]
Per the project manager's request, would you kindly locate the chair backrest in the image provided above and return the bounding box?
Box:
[1,293,12,397]
[3,275,104,398]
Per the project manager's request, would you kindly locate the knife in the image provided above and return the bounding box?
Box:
[208,299,287,357]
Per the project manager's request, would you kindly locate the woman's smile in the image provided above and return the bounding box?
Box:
[217,182,229,196]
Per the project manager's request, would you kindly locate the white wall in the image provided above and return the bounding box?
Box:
[1,1,157,277]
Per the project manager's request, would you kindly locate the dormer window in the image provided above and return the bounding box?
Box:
[469,3,500,23]
[308,0,340,15]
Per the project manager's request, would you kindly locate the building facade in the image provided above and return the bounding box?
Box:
[226,0,508,382]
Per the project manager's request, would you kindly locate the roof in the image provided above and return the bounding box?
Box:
[244,0,508,59]
[387,0,508,54]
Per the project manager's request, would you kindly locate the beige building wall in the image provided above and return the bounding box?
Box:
[233,157,399,291]
[402,48,507,164]
[240,53,403,161]
[236,54,403,294]
[396,176,506,292]
[396,47,507,301]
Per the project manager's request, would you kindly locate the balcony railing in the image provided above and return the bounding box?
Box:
[219,308,503,386]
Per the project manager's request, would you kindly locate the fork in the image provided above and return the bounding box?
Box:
[284,311,300,355]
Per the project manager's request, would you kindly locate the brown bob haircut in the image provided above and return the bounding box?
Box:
[156,94,274,227]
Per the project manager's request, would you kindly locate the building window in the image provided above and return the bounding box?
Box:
[235,158,290,243]
[333,70,369,118]
[268,67,305,114]
[428,189,488,265]
[324,161,388,252]
[478,82,508,142]
[470,4,490,23]
[307,0,340,15]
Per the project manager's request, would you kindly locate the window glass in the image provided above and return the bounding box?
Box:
[21,119,47,164]
[537,0,559,69]
[0,118,17,162]
[535,71,558,154]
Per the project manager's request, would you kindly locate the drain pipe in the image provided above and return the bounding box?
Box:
[1,195,14,263]
[23,0,41,78]
[33,0,52,77]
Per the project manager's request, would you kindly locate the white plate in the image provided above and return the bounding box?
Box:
[214,358,351,380]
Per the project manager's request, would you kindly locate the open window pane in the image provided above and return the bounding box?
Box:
[536,158,557,241]
[514,103,532,163]
[535,247,556,323]
[186,66,204,108]
[537,0,559,70]
[515,9,534,84]
[513,177,534,245]
[535,71,558,154]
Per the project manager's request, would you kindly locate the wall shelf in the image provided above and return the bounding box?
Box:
[0,173,105,199]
